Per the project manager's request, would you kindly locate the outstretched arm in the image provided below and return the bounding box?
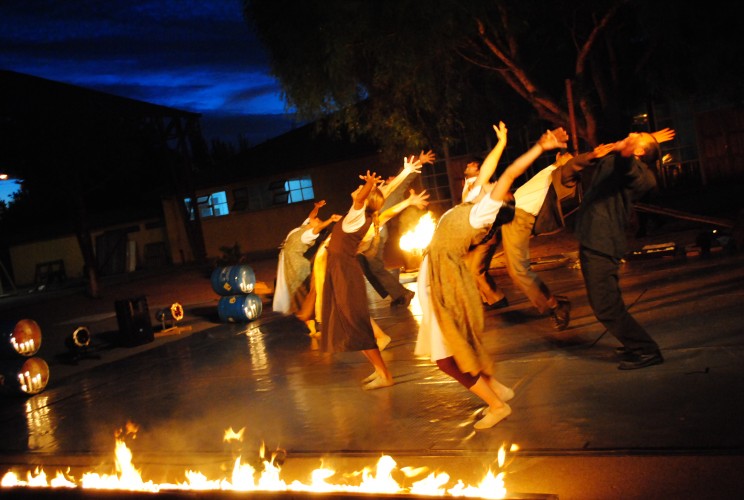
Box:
[381,155,425,198]
[475,121,508,188]
[379,188,430,226]
[490,127,568,202]
[313,214,342,234]
[651,128,676,144]
[353,170,383,209]
[307,199,326,220]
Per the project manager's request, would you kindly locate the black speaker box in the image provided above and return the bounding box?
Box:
[114,296,154,347]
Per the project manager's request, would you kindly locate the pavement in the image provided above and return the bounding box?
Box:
[1,215,744,499]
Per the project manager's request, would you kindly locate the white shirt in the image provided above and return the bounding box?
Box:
[514,165,557,216]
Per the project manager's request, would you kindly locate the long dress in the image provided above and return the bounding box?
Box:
[415,192,505,376]
[320,206,377,353]
[272,221,319,314]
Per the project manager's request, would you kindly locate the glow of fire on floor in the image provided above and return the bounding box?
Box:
[1,422,518,498]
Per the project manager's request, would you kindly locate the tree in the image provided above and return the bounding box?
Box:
[244,0,743,153]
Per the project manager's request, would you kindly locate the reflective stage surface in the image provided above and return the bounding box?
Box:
[1,250,744,499]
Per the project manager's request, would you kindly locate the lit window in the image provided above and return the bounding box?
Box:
[269,176,315,206]
[285,176,315,203]
[184,191,229,220]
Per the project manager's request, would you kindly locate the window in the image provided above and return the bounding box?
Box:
[420,160,453,218]
[191,176,316,216]
[285,176,314,203]
[184,191,229,220]
[268,176,314,207]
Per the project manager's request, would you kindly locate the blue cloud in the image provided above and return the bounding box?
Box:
[0,0,292,145]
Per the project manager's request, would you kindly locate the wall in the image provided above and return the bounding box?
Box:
[164,153,399,264]
[9,219,167,287]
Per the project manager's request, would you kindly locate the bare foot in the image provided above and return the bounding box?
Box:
[361,371,378,384]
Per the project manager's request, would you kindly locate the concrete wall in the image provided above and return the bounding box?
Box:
[164,153,400,264]
[9,219,167,287]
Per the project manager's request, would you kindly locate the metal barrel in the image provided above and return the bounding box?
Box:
[210,265,256,296]
[1,319,42,359]
[217,294,263,323]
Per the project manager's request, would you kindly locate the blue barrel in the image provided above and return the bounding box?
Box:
[217,294,263,323]
[210,265,256,296]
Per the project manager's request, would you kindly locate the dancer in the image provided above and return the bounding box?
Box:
[560,128,674,369]
[461,136,510,310]
[416,123,569,429]
[321,166,428,390]
[272,200,340,327]
[498,151,575,329]
[358,150,436,308]
[301,153,430,339]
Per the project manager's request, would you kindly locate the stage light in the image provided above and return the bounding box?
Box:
[2,319,41,358]
[65,326,91,352]
[0,356,49,395]
[155,302,185,333]
[156,302,184,324]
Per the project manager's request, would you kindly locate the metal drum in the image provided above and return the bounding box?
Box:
[210,265,256,296]
[1,319,42,358]
[217,294,263,323]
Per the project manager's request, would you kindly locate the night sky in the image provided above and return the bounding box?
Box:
[1,0,303,202]
[0,0,297,145]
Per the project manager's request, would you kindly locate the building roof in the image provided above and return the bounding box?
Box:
[0,69,200,118]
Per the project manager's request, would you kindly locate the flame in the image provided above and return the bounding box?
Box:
[1,423,514,498]
[400,212,436,253]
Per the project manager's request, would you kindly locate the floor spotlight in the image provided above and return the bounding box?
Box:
[155,302,189,337]
[62,326,99,364]
[65,326,91,351]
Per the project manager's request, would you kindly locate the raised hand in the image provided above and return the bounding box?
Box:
[314,200,327,209]
[403,155,423,174]
[361,170,383,185]
[417,149,436,165]
[651,128,676,144]
[592,143,616,159]
[407,188,430,210]
[538,127,569,150]
[493,121,508,143]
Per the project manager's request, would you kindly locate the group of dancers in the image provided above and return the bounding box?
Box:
[272,120,673,430]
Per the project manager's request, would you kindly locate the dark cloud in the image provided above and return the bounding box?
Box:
[0,0,292,145]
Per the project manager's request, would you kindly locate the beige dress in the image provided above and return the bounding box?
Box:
[415,194,504,376]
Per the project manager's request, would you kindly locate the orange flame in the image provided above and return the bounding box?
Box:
[400,212,436,253]
[1,423,513,498]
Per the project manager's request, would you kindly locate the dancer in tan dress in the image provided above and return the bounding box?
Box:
[416,123,569,429]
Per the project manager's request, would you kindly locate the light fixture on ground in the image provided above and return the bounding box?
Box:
[0,356,50,395]
[155,302,189,336]
[1,318,41,358]
[62,325,100,363]
[65,326,91,351]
